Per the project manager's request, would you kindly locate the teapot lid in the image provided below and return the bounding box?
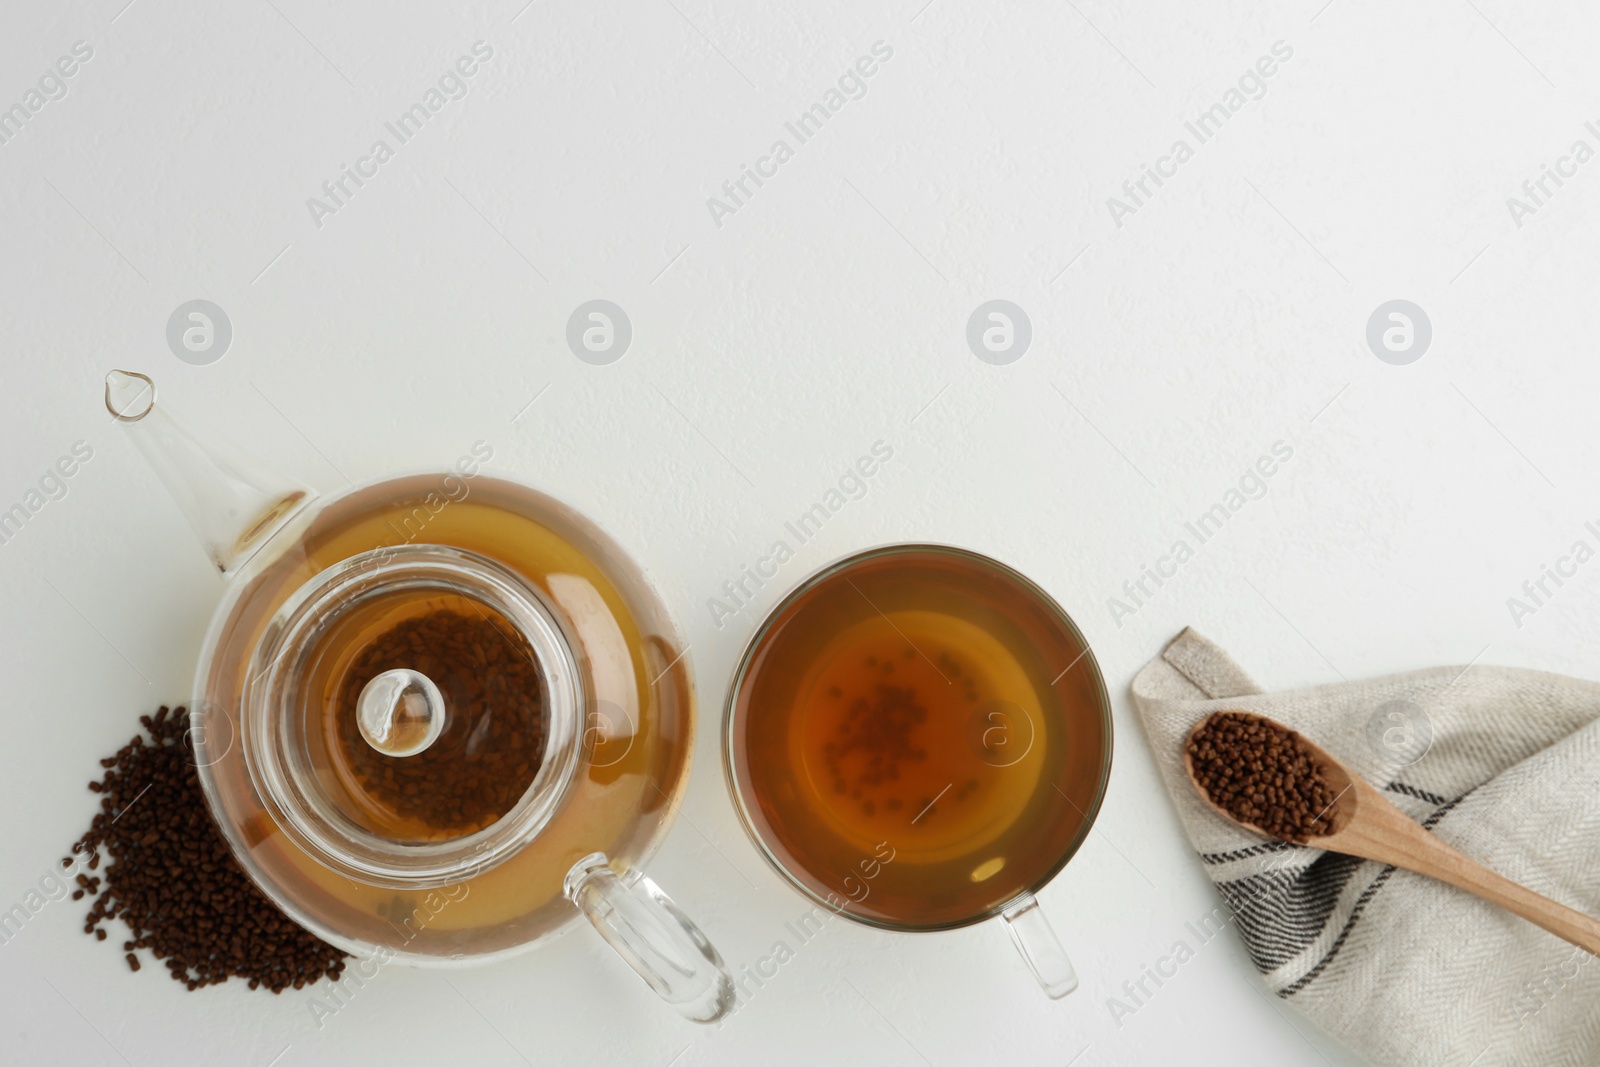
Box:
[244,543,583,888]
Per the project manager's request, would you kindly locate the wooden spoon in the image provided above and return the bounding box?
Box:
[1184,711,1600,956]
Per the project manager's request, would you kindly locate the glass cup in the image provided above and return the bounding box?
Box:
[722,544,1113,996]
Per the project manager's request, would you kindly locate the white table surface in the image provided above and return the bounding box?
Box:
[3,1,1596,1064]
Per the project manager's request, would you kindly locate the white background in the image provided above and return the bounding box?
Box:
[2,0,1597,1064]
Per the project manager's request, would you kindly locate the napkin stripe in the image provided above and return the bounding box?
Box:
[1199,841,1293,865]
[1282,865,1400,997]
[1217,853,1365,972]
[1386,781,1449,807]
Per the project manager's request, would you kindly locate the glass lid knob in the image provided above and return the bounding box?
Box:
[356,668,446,757]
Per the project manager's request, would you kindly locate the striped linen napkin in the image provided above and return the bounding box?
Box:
[1131,628,1600,1067]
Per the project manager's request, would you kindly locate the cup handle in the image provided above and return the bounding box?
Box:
[564,851,735,1023]
[1001,891,1079,998]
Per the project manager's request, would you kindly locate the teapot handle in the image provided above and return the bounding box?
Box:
[564,852,734,1023]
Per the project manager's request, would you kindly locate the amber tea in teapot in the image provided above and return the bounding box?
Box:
[199,474,690,956]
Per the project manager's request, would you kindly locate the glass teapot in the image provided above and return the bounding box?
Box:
[103,371,733,1022]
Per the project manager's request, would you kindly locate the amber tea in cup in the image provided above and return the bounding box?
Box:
[724,545,1112,996]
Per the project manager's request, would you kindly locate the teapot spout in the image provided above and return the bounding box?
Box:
[105,370,316,576]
